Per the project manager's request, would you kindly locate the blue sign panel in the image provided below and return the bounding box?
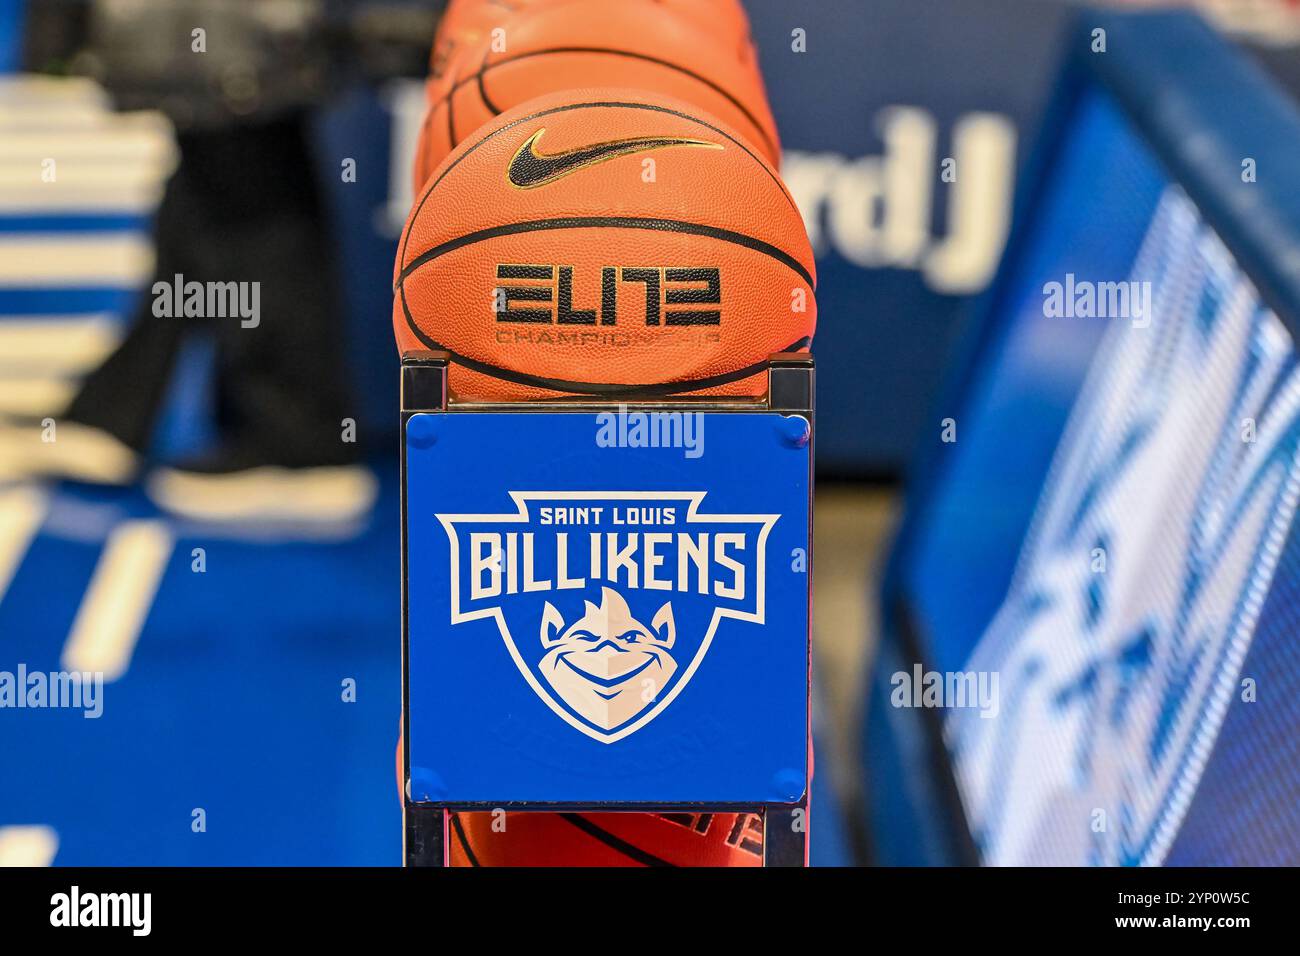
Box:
[406,412,810,805]
[868,14,1300,865]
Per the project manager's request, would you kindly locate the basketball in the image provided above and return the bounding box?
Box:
[429,0,555,81]
[394,87,815,401]
[430,0,754,80]
[652,0,755,48]
[449,810,764,866]
[412,0,778,190]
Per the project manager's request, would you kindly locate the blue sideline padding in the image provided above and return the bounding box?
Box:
[0,466,852,865]
[0,474,402,865]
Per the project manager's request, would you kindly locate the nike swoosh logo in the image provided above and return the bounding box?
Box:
[507,128,720,188]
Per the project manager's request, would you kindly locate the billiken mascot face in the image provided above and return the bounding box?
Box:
[539,587,677,731]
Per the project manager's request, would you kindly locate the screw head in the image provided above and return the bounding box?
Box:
[407,415,438,449]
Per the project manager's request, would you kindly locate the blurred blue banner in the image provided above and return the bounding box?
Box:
[747,0,1073,474]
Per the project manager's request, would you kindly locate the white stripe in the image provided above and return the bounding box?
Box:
[0,112,172,140]
[0,315,120,373]
[0,161,171,212]
[0,186,164,213]
[0,75,110,103]
[0,107,116,128]
[0,234,153,287]
[0,486,47,605]
[0,128,172,161]
[0,378,76,418]
[0,111,172,150]
[62,520,173,682]
[0,826,59,867]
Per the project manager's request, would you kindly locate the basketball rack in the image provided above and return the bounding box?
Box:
[400,351,814,866]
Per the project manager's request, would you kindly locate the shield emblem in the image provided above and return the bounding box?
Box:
[437,491,777,743]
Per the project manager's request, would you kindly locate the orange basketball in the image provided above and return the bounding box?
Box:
[430,0,753,80]
[413,0,764,192]
[394,87,815,401]
[413,0,777,192]
[449,810,764,866]
[429,0,556,81]
[651,0,755,48]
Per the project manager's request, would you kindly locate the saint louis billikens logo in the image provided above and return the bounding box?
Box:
[438,491,777,743]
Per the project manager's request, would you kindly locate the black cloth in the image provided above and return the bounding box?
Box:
[67,111,359,468]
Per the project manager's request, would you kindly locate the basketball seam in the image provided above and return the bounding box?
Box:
[445,81,456,161]
[399,98,801,272]
[469,47,778,159]
[557,813,676,866]
[417,105,435,186]
[476,46,503,115]
[398,215,814,287]
[399,280,809,395]
[449,813,480,867]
